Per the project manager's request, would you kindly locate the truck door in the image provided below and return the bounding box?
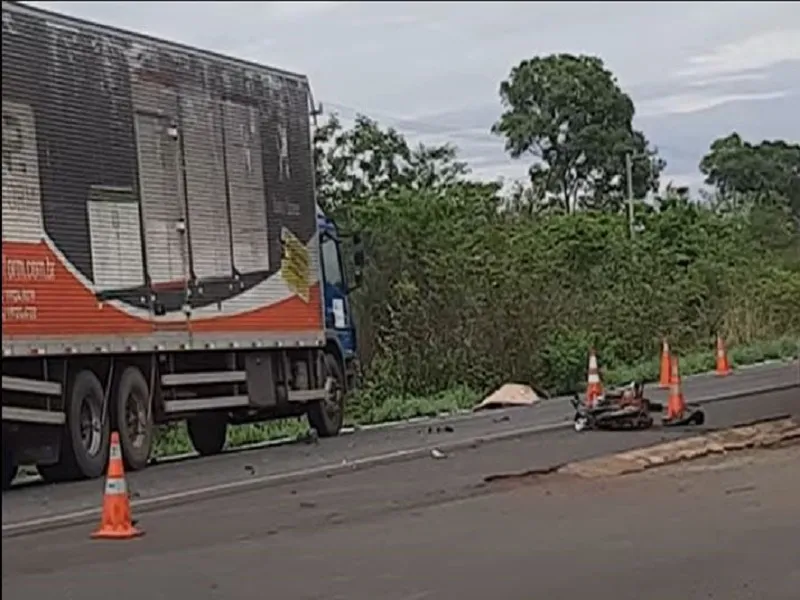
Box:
[133,111,191,332]
[320,232,355,357]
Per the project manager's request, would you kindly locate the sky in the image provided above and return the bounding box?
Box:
[27,1,800,193]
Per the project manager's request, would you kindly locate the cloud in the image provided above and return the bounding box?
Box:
[20,1,800,189]
[661,172,709,192]
[637,90,790,118]
[265,1,344,21]
[684,72,769,89]
[676,28,800,79]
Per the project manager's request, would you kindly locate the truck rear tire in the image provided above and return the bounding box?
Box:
[307,353,345,438]
[115,366,154,471]
[39,369,110,482]
[187,413,227,456]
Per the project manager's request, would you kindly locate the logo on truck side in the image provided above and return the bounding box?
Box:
[280,227,311,303]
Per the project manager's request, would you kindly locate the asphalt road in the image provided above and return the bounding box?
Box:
[2,404,798,599]
[2,360,798,531]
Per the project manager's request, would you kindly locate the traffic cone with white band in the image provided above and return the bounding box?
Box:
[666,357,687,421]
[659,338,671,388]
[586,349,604,407]
[715,335,731,376]
[92,432,143,540]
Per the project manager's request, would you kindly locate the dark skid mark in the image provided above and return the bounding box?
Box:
[483,464,563,485]
[724,485,757,496]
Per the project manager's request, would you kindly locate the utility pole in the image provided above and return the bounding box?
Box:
[625,152,634,239]
[624,150,656,238]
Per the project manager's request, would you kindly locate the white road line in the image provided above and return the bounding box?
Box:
[4,371,797,538]
[2,420,570,537]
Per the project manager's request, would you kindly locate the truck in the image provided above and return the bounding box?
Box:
[1,0,363,489]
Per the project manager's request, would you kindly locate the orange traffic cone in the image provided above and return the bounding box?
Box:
[658,338,671,388]
[586,349,604,407]
[92,432,143,540]
[666,356,687,421]
[715,335,731,376]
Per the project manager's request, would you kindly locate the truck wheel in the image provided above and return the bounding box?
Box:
[2,445,17,491]
[115,366,154,471]
[307,353,345,437]
[187,413,227,456]
[39,369,110,482]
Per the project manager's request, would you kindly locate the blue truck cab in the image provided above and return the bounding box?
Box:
[317,207,363,388]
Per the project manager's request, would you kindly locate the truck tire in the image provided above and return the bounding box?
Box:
[39,369,110,482]
[115,366,154,471]
[307,353,345,437]
[2,445,17,491]
[187,413,227,456]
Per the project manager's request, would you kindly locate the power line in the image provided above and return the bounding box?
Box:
[317,99,709,187]
[322,100,500,145]
[319,100,524,178]
[322,100,707,163]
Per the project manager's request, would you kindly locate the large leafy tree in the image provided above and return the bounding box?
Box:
[700,133,800,224]
[492,54,664,213]
[313,113,471,211]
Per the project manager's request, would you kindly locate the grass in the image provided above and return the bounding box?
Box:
[152,385,479,459]
[604,336,799,388]
[152,336,799,458]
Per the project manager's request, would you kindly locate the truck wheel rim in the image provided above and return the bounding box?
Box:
[324,376,342,420]
[125,391,148,449]
[79,394,103,456]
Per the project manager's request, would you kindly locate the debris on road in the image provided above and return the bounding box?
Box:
[571,381,656,431]
[472,383,541,411]
[431,449,447,460]
[572,352,708,431]
[297,428,320,445]
[427,425,455,434]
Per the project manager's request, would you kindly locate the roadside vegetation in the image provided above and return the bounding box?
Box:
[154,53,800,458]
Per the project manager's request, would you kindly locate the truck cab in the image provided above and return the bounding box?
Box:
[317,207,363,388]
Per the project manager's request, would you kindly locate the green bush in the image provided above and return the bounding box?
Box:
[342,189,800,409]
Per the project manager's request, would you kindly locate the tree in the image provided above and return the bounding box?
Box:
[492,54,664,214]
[700,133,800,225]
[313,113,470,211]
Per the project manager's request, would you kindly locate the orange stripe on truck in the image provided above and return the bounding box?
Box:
[2,240,322,339]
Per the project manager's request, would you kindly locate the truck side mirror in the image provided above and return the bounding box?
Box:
[351,232,364,289]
